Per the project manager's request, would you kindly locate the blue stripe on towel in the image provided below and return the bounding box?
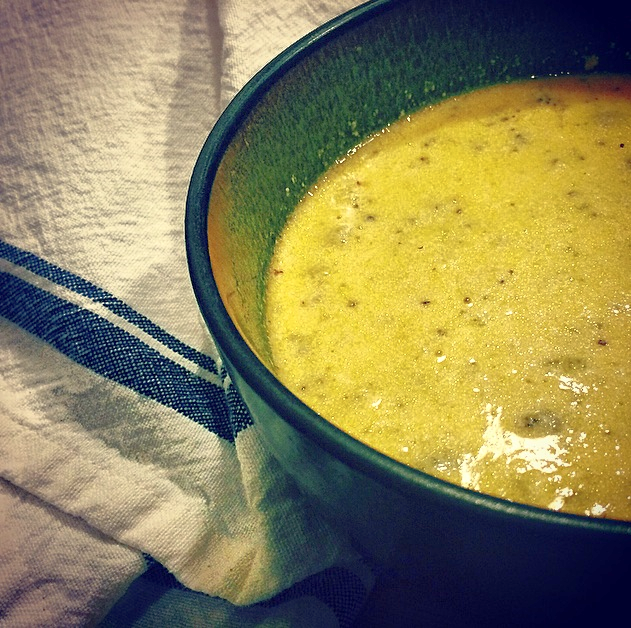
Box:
[0,240,218,374]
[0,270,251,442]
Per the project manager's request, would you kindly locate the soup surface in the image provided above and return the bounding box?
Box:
[266,75,631,519]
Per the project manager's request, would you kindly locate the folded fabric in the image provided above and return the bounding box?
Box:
[0,0,371,626]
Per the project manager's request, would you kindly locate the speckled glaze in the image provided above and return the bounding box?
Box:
[186,0,631,624]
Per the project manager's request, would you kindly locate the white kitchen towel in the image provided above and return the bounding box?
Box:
[0,0,373,626]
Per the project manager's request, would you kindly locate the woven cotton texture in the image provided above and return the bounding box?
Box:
[0,1,371,626]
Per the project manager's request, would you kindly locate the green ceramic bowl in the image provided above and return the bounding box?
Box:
[187,0,631,623]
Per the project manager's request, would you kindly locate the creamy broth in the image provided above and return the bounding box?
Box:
[265,75,631,519]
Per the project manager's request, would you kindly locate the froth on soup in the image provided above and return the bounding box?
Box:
[265,75,631,520]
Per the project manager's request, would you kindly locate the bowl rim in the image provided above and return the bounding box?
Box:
[186,0,631,535]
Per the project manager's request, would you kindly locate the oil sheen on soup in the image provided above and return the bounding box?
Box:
[265,75,631,520]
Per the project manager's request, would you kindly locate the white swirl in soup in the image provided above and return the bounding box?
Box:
[265,75,631,520]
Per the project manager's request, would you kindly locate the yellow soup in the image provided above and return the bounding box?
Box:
[266,75,631,520]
